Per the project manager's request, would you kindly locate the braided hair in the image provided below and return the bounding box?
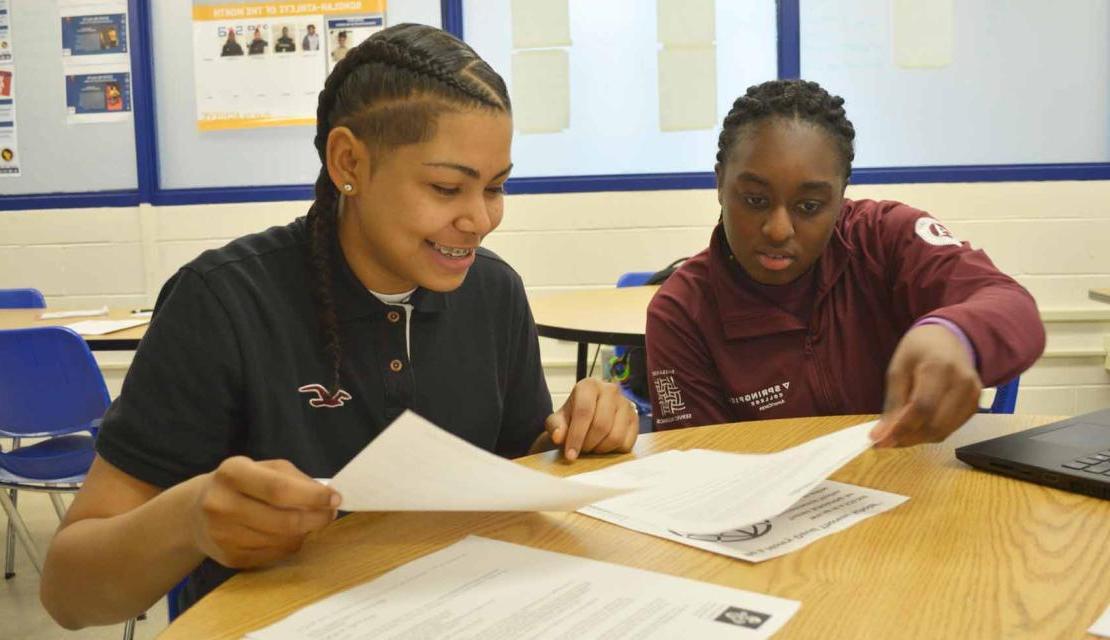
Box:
[307,23,510,395]
[716,80,855,181]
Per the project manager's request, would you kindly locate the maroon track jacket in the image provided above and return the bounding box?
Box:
[646,199,1045,430]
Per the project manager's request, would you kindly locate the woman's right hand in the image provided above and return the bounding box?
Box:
[188,457,341,569]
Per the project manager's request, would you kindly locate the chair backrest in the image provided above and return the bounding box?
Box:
[616,272,653,289]
[986,377,1020,414]
[0,288,46,309]
[0,327,110,437]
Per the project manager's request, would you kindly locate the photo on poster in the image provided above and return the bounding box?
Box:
[65,70,131,123]
[273,23,297,54]
[0,67,11,97]
[326,15,383,71]
[300,22,322,52]
[245,24,270,56]
[61,13,128,60]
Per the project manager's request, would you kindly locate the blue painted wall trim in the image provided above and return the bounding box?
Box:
[441,0,463,38]
[129,0,159,204]
[776,0,801,79]
[151,184,315,207]
[0,190,140,212]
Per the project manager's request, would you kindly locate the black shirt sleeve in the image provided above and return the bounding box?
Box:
[96,268,245,488]
[494,273,552,459]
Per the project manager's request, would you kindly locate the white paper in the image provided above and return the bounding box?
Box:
[64,318,148,336]
[658,46,717,132]
[245,536,801,640]
[581,421,879,534]
[328,410,631,512]
[511,49,569,134]
[1091,603,1110,638]
[658,0,715,46]
[40,306,108,319]
[892,0,954,69]
[583,480,908,562]
[510,0,570,49]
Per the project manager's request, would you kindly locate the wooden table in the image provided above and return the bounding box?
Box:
[160,414,1110,640]
[1091,289,1110,304]
[530,286,658,380]
[0,308,146,350]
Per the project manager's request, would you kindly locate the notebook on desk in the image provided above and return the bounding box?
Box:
[955,408,1110,500]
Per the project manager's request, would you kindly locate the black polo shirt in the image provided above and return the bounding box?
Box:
[96,217,551,609]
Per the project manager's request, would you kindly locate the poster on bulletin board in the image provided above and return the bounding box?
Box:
[192,0,385,131]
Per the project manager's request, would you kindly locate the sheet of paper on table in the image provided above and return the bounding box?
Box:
[245,536,801,640]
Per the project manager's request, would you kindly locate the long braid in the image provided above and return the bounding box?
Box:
[304,24,511,396]
[716,80,856,180]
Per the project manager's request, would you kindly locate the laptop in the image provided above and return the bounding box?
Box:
[955,408,1110,500]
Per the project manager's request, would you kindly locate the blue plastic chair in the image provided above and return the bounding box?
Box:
[981,377,1020,414]
[0,288,46,309]
[612,272,654,422]
[0,327,107,579]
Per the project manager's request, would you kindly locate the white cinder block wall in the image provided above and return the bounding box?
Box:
[2,181,1109,415]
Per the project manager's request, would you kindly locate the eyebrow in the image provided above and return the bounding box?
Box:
[423,162,513,181]
[736,172,834,192]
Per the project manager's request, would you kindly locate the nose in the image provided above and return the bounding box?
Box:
[762,205,794,244]
[454,194,495,237]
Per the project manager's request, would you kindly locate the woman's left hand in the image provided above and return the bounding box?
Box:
[871,323,982,447]
[544,378,639,461]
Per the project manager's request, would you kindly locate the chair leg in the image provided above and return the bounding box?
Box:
[4,437,19,578]
[0,489,42,574]
[4,489,17,579]
[49,493,67,521]
[121,616,136,640]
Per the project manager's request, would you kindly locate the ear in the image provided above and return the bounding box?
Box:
[325,126,371,195]
[714,162,724,206]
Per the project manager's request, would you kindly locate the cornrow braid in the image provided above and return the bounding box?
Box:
[716,79,856,180]
[304,24,511,396]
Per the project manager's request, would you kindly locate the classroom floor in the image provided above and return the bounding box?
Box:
[1,491,167,640]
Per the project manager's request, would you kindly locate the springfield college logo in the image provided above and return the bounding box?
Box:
[730,381,790,412]
[652,370,691,426]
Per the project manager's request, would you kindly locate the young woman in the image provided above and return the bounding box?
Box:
[646,79,1044,447]
[40,24,637,629]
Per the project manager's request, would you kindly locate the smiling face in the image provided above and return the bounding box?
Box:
[716,117,847,286]
[333,108,513,294]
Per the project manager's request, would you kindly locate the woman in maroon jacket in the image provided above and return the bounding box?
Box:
[646,79,1045,447]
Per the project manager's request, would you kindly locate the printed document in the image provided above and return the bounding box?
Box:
[328,411,631,512]
[245,536,801,640]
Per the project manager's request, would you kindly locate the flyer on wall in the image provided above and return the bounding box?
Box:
[0,0,13,64]
[59,0,132,124]
[64,70,131,124]
[0,65,21,178]
[192,0,385,131]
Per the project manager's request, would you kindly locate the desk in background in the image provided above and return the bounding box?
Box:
[161,414,1110,640]
[530,286,658,381]
[0,308,146,351]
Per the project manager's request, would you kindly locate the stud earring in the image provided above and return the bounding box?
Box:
[342,183,353,192]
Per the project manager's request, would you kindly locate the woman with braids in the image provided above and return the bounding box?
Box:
[40,24,638,629]
[646,79,1044,446]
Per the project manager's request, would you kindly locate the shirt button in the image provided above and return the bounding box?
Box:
[387,310,401,323]
[389,359,403,372]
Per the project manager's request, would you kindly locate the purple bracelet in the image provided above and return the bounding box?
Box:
[912,316,978,369]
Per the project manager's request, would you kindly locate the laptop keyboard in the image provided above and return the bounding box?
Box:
[1062,451,1110,474]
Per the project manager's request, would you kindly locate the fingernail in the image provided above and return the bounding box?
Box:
[554,427,564,444]
[870,423,890,442]
[330,493,341,508]
[566,448,577,461]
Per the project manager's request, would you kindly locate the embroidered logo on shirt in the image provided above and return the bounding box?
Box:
[730,381,791,413]
[914,217,962,247]
[297,384,352,408]
[651,370,690,424]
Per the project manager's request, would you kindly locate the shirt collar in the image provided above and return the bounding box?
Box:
[327,229,449,320]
